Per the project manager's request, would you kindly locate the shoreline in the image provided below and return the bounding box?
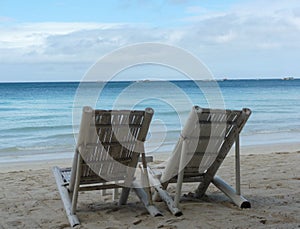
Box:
[1,142,300,172]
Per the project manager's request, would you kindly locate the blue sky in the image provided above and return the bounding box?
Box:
[0,0,299,81]
[0,0,241,24]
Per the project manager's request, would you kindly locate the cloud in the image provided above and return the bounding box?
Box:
[0,22,126,49]
[0,22,134,63]
[0,22,187,63]
[182,1,300,50]
[0,0,300,80]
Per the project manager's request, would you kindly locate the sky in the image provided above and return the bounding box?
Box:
[0,0,300,82]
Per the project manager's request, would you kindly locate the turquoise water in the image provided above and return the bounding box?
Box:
[0,79,299,162]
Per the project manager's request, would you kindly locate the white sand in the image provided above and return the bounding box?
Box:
[0,146,300,228]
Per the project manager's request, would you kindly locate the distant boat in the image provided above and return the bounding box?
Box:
[217,78,228,81]
[136,79,151,83]
[282,77,294,80]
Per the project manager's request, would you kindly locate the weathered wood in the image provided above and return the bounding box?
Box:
[212,176,251,208]
[148,168,182,216]
[155,106,251,210]
[235,135,241,195]
[79,183,124,191]
[138,108,154,141]
[71,154,83,214]
[69,106,93,191]
[118,187,131,205]
[195,108,251,198]
[69,150,78,192]
[118,109,154,205]
[53,107,157,227]
[141,153,153,205]
[94,109,145,116]
[52,167,80,227]
[118,149,139,205]
[132,181,163,217]
[174,139,187,208]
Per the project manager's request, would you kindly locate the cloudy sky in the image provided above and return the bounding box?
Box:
[0,0,299,82]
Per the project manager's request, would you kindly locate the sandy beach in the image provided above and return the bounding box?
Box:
[1,0,300,227]
[1,145,300,229]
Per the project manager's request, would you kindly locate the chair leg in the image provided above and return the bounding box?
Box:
[69,150,79,192]
[119,188,131,205]
[148,168,182,216]
[235,135,241,195]
[71,154,82,214]
[140,154,153,205]
[52,167,80,227]
[132,181,163,217]
[119,153,139,205]
[212,176,251,208]
[174,139,187,208]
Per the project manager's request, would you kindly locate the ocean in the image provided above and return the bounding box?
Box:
[0,79,299,163]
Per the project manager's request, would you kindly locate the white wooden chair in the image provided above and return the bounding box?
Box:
[53,106,161,227]
[150,106,251,215]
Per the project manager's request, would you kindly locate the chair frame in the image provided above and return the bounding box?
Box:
[151,106,251,215]
[53,106,161,227]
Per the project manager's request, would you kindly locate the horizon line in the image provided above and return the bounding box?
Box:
[0,77,298,83]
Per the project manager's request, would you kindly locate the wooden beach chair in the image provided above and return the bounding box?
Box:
[53,106,161,227]
[150,106,251,215]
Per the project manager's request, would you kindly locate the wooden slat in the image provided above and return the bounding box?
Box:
[79,183,126,191]
[94,110,145,116]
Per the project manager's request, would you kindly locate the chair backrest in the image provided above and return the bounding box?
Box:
[160,106,251,183]
[184,106,251,174]
[76,106,154,181]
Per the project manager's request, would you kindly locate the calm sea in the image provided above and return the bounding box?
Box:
[0,79,299,163]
